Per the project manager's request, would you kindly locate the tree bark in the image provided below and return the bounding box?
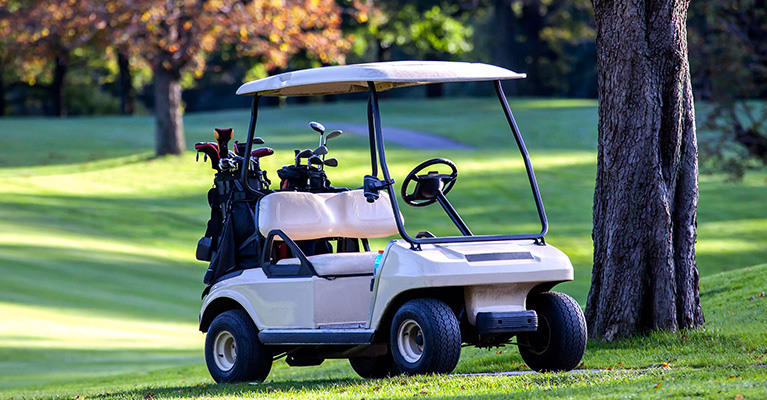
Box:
[117,51,135,115]
[585,0,704,341]
[52,52,68,117]
[153,66,185,155]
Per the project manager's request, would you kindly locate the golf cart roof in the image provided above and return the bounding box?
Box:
[236,61,526,97]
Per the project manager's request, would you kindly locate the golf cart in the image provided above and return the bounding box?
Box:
[194,61,587,383]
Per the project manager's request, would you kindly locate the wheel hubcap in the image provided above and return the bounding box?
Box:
[397,319,424,363]
[213,330,237,371]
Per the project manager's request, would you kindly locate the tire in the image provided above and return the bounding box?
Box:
[205,309,272,383]
[349,349,400,379]
[389,298,461,375]
[518,292,587,372]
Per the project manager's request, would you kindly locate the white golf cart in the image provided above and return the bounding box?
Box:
[196,61,587,383]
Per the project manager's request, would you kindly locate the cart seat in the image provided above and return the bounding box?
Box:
[276,251,378,276]
[258,189,400,241]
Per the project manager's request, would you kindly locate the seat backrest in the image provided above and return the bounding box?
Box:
[257,189,400,241]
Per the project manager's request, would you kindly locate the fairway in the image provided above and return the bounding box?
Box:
[1,97,765,398]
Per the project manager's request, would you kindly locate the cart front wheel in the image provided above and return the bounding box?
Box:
[205,309,272,383]
[518,292,587,372]
[390,298,461,375]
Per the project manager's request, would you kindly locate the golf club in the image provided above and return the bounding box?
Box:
[308,155,323,166]
[310,121,325,146]
[324,157,338,168]
[294,148,314,166]
[214,128,233,160]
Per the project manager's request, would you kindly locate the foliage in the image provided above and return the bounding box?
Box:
[690,0,767,179]
[488,0,596,96]
[368,3,474,60]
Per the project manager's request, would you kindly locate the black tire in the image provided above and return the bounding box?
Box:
[349,349,400,379]
[389,298,461,375]
[518,292,587,372]
[205,309,272,383]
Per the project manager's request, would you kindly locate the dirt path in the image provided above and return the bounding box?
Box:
[329,123,473,150]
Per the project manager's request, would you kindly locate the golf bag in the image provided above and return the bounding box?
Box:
[277,164,331,191]
[198,172,266,286]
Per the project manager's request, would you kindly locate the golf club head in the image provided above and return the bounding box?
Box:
[295,148,314,165]
[251,147,274,158]
[298,149,314,158]
[313,146,328,156]
[324,157,339,167]
[308,155,323,166]
[326,130,342,140]
[253,137,265,145]
[309,121,325,134]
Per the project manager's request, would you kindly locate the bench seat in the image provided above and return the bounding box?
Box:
[276,251,378,277]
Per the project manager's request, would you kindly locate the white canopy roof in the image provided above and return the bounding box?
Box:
[236,61,525,97]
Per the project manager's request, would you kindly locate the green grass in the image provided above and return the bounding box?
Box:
[0,97,765,399]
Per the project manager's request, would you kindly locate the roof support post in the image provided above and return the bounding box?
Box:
[240,95,261,196]
[366,82,415,246]
[494,80,548,239]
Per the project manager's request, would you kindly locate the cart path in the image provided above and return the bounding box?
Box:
[328,123,474,150]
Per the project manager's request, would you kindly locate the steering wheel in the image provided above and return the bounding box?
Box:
[400,158,458,207]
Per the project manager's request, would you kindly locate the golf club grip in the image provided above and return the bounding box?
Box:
[251,147,274,158]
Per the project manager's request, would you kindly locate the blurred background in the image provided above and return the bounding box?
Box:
[0,0,764,174]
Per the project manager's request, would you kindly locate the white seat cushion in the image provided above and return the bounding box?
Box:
[258,189,400,241]
[276,251,378,276]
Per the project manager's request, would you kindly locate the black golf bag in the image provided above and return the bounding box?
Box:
[197,172,267,286]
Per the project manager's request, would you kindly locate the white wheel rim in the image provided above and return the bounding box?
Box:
[213,330,237,372]
[397,319,424,364]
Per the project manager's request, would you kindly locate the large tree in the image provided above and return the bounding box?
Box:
[125,0,351,156]
[585,0,704,341]
[11,0,107,116]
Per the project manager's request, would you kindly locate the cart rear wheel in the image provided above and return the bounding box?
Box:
[390,298,461,375]
[518,292,586,372]
[205,309,272,383]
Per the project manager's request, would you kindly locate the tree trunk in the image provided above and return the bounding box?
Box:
[520,0,546,95]
[585,0,704,341]
[153,66,185,155]
[117,51,135,115]
[0,60,6,116]
[492,0,516,69]
[52,52,68,117]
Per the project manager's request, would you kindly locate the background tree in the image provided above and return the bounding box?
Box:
[585,0,704,340]
[689,0,767,179]
[12,0,106,116]
[491,0,595,96]
[122,0,351,156]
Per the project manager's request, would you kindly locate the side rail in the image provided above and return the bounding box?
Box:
[260,229,317,277]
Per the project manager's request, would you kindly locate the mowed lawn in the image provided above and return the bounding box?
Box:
[0,97,765,399]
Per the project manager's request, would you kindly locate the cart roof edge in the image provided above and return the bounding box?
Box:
[236,61,526,97]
